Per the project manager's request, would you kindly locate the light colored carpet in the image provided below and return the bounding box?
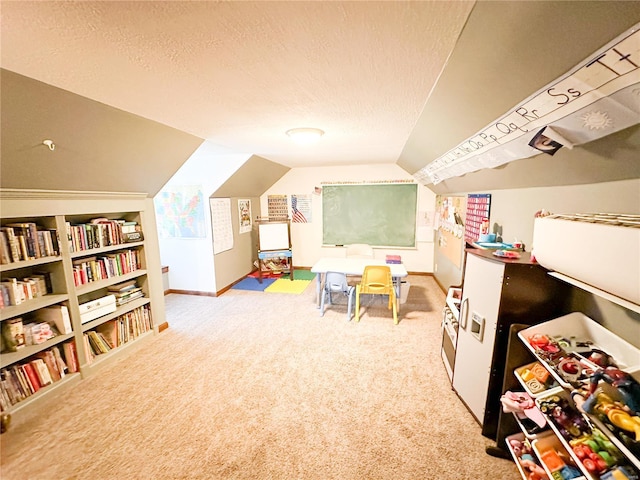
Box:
[0,275,518,479]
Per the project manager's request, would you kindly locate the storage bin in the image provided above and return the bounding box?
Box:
[518,312,640,388]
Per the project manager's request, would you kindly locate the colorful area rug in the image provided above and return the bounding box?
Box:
[231,277,276,292]
[264,278,313,294]
[282,270,316,281]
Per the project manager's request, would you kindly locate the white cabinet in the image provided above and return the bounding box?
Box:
[452,249,568,439]
[453,253,503,422]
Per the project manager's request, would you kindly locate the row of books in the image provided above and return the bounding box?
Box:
[0,223,60,264]
[72,249,141,287]
[84,304,153,363]
[0,342,78,410]
[108,279,144,306]
[0,272,52,309]
[67,218,142,253]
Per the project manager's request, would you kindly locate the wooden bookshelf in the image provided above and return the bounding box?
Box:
[0,189,165,416]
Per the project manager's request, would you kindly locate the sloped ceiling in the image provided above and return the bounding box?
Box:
[1,1,639,198]
[212,155,290,199]
[398,1,640,192]
[0,1,473,170]
[0,69,203,197]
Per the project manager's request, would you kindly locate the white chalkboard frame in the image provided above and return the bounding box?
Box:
[258,220,291,251]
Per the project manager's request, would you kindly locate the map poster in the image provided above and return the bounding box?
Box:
[155,185,206,238]
[238,199,252,234]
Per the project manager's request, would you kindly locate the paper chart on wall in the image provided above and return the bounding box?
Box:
[238,199,252,234]
[268,195,289,219]
[210,197,234,254]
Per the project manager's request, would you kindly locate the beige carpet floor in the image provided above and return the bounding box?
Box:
[0,275,518,479]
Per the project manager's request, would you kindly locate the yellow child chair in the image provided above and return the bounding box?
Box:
[355,265,398,324]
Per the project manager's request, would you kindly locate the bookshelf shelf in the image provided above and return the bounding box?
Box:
[81,297,150,332]
[0,332,76,368]
[0,255,63,273]
[69,240,144,259]
[74,269,147,296]
[0,191,163,418]
[81,329,154,376]
[6,372,82,415]
[0,293,70,321]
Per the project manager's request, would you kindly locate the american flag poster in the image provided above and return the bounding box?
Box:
[291,194,312,223]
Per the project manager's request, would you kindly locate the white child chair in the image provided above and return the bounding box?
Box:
[345,243,374,259]
[320,272,356,320]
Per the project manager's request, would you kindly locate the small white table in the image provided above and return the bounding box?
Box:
[310,257,408,308]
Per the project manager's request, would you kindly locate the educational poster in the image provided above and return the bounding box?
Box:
[418,27,640,184]
[464,194,491,244]
[416,210,435,242]
[436,196,466,269]
[210,197,234,254]
[154,185,206,238]
[291,194,311,223]
[238,199,252,234]
[267,195,288,219]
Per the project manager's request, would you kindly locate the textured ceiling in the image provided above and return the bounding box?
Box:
[0,1,474,169]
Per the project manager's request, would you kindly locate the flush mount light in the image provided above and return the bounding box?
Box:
[286,128,325,144]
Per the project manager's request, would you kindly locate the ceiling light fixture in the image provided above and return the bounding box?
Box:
[286,128,325,144]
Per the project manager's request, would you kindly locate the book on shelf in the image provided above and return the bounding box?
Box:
[8,369,27,403]
[31,271,53,294]
[96,321,118,349]
[62,341,78,373]
[23,276,48,298]
[30,358,53,387]
[0,227,22,263]
[10,365,30,398]
[21,362,41,394]
[32,304,73,335]
[115,290,144,306]
[5,222,40,259]
[1,279,24,306]
[83,334,94,365]
[86,331,111,355]
[0,230,11,264]
[107,279,138,292]
[35,350,61,382]
[52,346,67,378]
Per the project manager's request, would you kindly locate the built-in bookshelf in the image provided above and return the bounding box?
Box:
[0,190,164,416]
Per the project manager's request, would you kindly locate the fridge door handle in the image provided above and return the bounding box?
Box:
[459,297,469,330]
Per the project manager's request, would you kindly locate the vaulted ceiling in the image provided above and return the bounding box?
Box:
[1,1,639,196]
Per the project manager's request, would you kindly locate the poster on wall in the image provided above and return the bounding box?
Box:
[238,199,252,234]
[210,197,234,254]
[435,196,466,269]
[154,185,206,238]
[416,210,435,243]
[267,195,289,219]
[464,194,491,244]
[291,194,311,223]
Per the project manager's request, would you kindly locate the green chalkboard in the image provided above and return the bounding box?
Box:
[322,184,417,247]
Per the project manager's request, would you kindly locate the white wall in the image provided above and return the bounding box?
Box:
[433,178,640,290]
[473,178,640,251]
[154,141,251,293]
[261,164,436,273]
